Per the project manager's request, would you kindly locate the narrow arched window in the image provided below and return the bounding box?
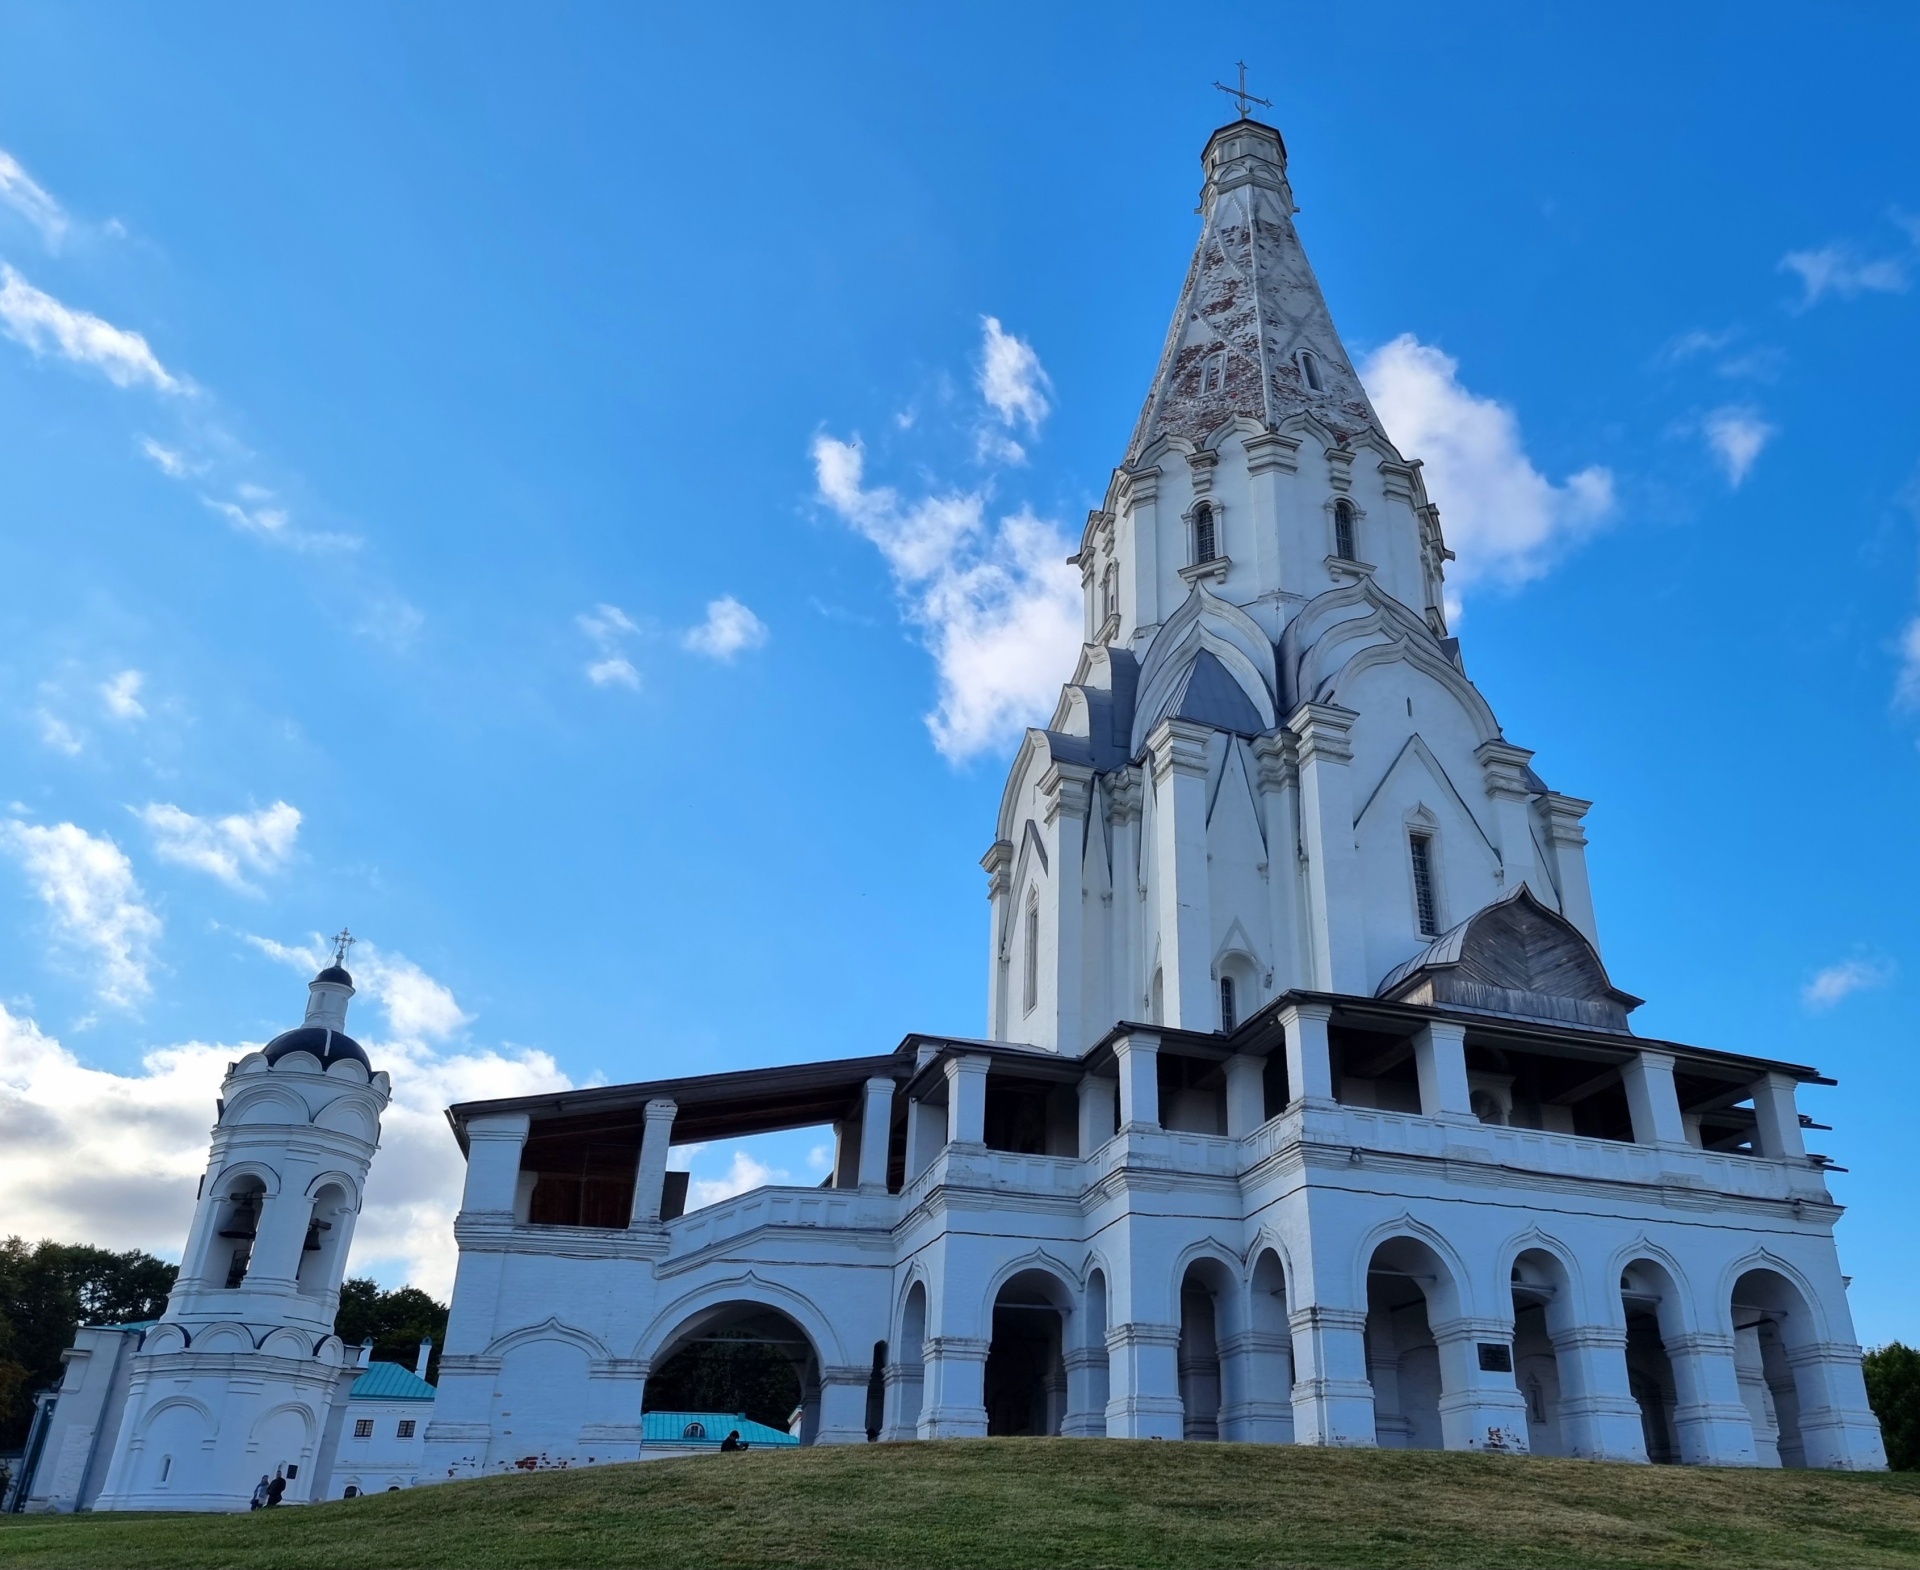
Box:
[159,1455,173,1483]
[1201,350,1226,394]
[1022,899,1040,1014]
[1219,976,1237,1033]
[1300,350,1323,392]
[1101,563,1118,623]
[1193,503,1217,565]
[1334,500,1356,561]
[1409,832,1441,937]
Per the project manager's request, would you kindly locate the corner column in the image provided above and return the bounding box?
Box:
[1147,718,1214,1028]
[1621,1051,1688,1148]
[1224,1054,1267,1136]
[1042,760,1094,1053]
[1279,1000,1334,1107]
[1288,1305,1376,1446]
[1749,1073,1808,1161]
[1113,1030,1160,1131]
[1077,1073,1118,1154]
[919,1337,990,1438]
[1548,1326,1649,1461]
[857,1076,897,1190]
[945,1055,989,1146]
[629,1099,677,1226]
[1412,1021,1474,1121]
[1429,1317,1531,1450]
[1104,1321,1184,1439]
[814,1366,875,1444]
[460,1113,532,1216]
[1289,703,1365,993]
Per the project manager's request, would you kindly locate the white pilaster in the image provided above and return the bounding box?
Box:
[1621,1051,1688,1147]
[1042,759,1095,1053]
[1147,717,1213,1028]
[945,1055,989,1146]
[1113,1031,1160,1130]
[1477,739,1542,900]
[1750,1073,1808,1161]
[1289,703,1365,994]
[1412,1021,1474,1121]
[460,1113,531,1216]
[629,1099,677,1226]
[1279,1000,1334,1106]
[1541,793,1600,947]
[1077,1073,1118,1153]
[857,1076,896,1190]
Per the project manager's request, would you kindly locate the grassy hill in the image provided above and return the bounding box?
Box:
[5,1440,1919,1570]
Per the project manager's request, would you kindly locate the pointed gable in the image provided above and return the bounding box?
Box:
[1377,887,1643,1033]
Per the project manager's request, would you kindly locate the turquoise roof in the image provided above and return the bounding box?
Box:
[349,1361,437,1402]
[642,1410,798,1447]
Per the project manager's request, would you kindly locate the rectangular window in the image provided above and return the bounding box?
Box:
[353,1418,373,1439]
[1022,903,1039,1014]
[1193,505,1217,564]
[1410,833,1440,936]
[396,1420,416,1440]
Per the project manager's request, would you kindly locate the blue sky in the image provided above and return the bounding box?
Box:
[1,5,1917,1335]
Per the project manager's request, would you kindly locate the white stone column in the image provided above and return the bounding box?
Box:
[1224,1054,1266,1136]
[919,1337,990,1438]
[1289,703,1365,994]
[1621,1050,1688,1147]
[945,1055,989,1146]
[1412,1021,1474,1121]
[1243,430,1301,601]
[981,840,1013,1041]
[629,1099,677,1226]
[1288,1305,1376,1446]
[1042,760,1094,1053]
[814,1366,875,1445]
[1121,467,1162,635]
[1104,1321,1184,1439]
[1279,1000,1334,1106]
[1542,793,1600,947]
[1429,1317,1531,1451]
[1785,1341,1891,1470]
[1077,1073,1118,1154]
[904,1093,946,1181]
[1113,1031,1160,1131]
[1148,718,1214,1028]
[1062,1343,1111,1437]
[1548,1325,1649,1462]
[880,1359,925,1443]
[1750,1073,1808,1161]
[1252,733,1306,994]
[1665,1330,1761,1466]
[1477,738,1542,900]
[857,1076,896,1190]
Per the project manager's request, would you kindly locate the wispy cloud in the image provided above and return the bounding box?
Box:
[577,603,643,690]
[978,315,1052,439]
[245,931,474,1043]
[682,595,770,662]
[1779,214,1920,309]
[99,669,146,721]
[813,433,1080,762]
[136,801,301,895]
[196,490,358,552]
[1702,405,1776,488]
[1360,334,1615,618]
[1803,957,1894,1010]
[35,706,83,756]
[0,148,68,249]
[137,435,197,478]
[0,264,177,392]
[1896,617,1920,710]
[0,819,162,1008]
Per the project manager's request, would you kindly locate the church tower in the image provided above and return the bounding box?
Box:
[986,111,1601,1052]
[94,946,392,1511]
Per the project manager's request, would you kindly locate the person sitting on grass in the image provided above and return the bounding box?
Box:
[720,1430,748,1452]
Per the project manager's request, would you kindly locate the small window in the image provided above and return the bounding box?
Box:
[683,1421,706,1439]
[1193,503,1217,565]
[1300,350,1324,392]
[353,1418,374,1439]
[1101,563,1118,622]
[1219,976,1237,1033]
[1022,899,1040,1014]
[1200,351,1227,394]
[1527,1375,1547,1425]
[1409,833,1441,937]
[396,1420,416,1440]
[1333,500,1356,561]
[159,1455,172,1483]
[344,1485,360,1499]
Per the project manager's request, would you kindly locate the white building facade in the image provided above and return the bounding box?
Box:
[420,115,1886,1474]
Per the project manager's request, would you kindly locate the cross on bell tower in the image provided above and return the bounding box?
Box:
[331,927,355,968]
[1213,61,1273,120]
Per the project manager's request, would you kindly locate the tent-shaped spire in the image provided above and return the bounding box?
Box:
[1128,118,1381,460]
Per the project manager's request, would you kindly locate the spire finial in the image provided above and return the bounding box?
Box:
[330,928,355,968]
[1213,61,1272,121]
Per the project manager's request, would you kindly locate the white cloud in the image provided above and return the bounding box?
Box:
[1702,405,1776,488]
[0,996,568,1296]
[812,433,1081,762]
[1360,334,1615,617]
[0,263,177,392]
[682,595,769,661]
[1658,327,1738,364]
[1780,244,1909,308]
[100,669,146,721]
[978,316,1051,432]
[687,1149,790,1210]
[577,603,643,690]
[0,148,68,248]
[36,707,83,756]
[1802,958,1894,1010]
[243,932,474,1043]
[199,492,357,552]
[0,819,161,1008]
[136,801,301,895]
[1895,617,1920,710]
[138,436,195,478]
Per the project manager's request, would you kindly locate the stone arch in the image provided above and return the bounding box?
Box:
[977,1249,1079,1329]
[258,1328,314,1359]
[1615,1250,1698,1464]
[314,1098,379,1139]
[1176,1249,1239,1440]
[1716,1250,1832,1342]
[194,1322,254,1353]
[137,1393,215,1436]
[322,1055,372,1085]
[209,1160,283,1197]
[1237,1242,1296,1442]
[641,1288,828,1445]
[1503,1235,1585,1458]
[227,1086,311,1125]
[486,1316,614,1363]
[636,1274,846,1371]
[886,1275,931,1440]
[1359,1227,1489,1452]
[295,1177,358,1297]
[1351,1217,1474,1321]
[249,1400,317,1448]
[984,1263,1076,1437]
[1068,1260,1112,1437]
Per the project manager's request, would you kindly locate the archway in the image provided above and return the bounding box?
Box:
[887,1281,928,1440]
[984,1269,1071,1436]
[1731,1268,1818,1468]
[296,1182,352,1296]
[1178,1258,1235,1440]
[1620,1260,1683,1464]
[645,1301,814,1442]
[1510,1249,1575,1456]
[1063,1269,1110,1437]
[1236,1248,1294,1443]
[1364,1236,1456,1450]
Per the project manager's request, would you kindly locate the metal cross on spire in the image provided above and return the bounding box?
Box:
[331,927,356,968]
[1213,61,1273,120]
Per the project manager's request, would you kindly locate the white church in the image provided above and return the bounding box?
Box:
[20,107,1888,1510]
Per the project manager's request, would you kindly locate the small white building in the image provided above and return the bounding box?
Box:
[329,1357,436,1499]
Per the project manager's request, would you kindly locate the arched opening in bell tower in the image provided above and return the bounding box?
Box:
[984,1270,1070,1436]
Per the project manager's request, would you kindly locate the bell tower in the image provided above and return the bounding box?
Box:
[94,940,393,1511]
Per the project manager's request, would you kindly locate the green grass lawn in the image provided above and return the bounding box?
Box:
[5,1440,1919,1570]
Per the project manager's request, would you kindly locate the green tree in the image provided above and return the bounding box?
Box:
[333,1278,449,1382]
[1864,1341,1920,1471]
[0,1238,178,1451]
[642,1334,802,1433]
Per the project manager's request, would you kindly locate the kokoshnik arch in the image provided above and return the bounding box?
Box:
[48,109,1887,1507]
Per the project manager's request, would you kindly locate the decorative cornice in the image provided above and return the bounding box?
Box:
[1040,760,1095,825]
[1177,555,1232,587]
[1542,792,1593,847]
[1324,447,1356,493]
[1244,430,1301,476]
[1251,731,1298,792]
[1287,702,1358,767]
[1148,718,1212,783]
[1475,738,1537,802]
[981,839,1015,899]
[1186,448,1220,495]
